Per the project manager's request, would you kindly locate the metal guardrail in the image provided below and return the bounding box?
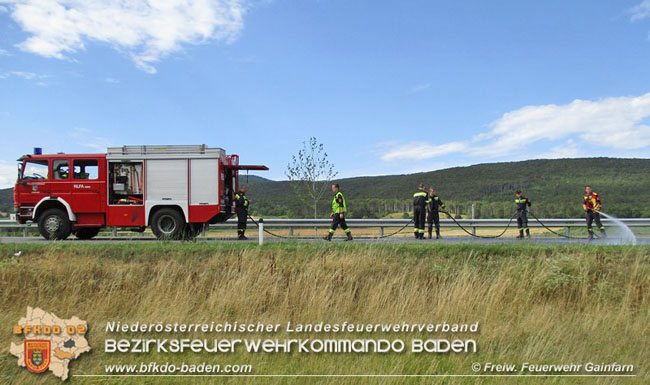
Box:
[235,218,650,242]
[222,218,650,227]
[3,218,650,228]
[2,218,649,244]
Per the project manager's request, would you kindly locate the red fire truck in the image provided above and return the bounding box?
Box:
[14,145,268,240]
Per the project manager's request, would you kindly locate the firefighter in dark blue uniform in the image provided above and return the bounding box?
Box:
[426,187,446,239]
[413,184,427,239]
[234,185,249,240]
[324,184,352,241]
[514,189,531,239]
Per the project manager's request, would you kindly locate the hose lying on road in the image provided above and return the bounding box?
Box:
[374,219,414,239]
[441,210,518,239]
[247,215,290,239]
[528,211,591,240]
[248,215,415,240]
[249,212,594,241]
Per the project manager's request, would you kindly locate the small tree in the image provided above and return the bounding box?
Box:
[286,137,338,218]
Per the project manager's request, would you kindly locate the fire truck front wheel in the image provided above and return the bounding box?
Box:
[151,208,185,240]
[38,208,72,240]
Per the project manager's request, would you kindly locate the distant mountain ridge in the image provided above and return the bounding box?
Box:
[244,157,650,218]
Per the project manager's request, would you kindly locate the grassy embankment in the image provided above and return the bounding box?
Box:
[0,242,648,384]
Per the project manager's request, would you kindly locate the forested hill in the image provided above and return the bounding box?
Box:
[245,158,650,218]
[1,158,648,218]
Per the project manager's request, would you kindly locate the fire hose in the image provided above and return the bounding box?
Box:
[528,210,593,240]
[375,219,414,239]
[248,212,596,241]
[441,210,518,239]
[445,209,596,240]
[248,215,415,240]
[247,215,290,239]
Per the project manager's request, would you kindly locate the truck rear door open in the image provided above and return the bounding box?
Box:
[223,164,269,205]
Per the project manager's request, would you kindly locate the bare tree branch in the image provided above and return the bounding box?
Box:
[285,137,338,218]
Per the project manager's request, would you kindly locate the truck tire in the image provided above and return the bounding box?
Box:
[38,208,72,240]
[151,208,185,240]
[75,227,100,240]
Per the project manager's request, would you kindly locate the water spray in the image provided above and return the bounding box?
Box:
[595,211,637,246]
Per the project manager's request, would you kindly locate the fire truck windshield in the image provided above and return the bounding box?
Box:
[22,160,48,180]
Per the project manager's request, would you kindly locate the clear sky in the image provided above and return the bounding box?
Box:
[1,0,650,188]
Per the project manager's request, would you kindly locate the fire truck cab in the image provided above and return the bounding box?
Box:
[14,145,267,240]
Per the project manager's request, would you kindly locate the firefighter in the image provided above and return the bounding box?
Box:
[324,183,353,241]
[426,187,446,239]
[413,184,427,239]
[514,189,531,239]
[54,163,68,179]
[584,186,607,240]
[234,185,249,240]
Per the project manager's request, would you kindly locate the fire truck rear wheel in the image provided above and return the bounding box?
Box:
[151,208,185,240]
[75,227,100,240]
[38,209,72,240]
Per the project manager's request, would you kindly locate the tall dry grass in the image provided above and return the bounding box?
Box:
[0,242,648,384]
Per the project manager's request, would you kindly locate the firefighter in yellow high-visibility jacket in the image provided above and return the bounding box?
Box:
[324,184,353,241]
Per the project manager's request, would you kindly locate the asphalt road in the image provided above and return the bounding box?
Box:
[1,236,647,245]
